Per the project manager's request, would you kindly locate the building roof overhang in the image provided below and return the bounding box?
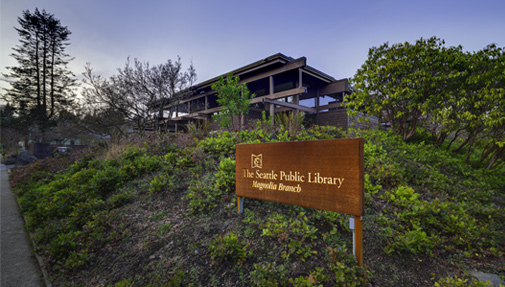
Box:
[192,53,337,91]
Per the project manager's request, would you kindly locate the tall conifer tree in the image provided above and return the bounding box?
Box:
[3,8,75,140]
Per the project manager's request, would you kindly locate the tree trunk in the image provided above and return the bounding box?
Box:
[35,31,41,107]
[452,132,473,153]
[446,126,466,151]
[49,38,56,119]
[486,146,504,170]
[436,131,448,147]
[478,143,495,164]
[42,27,48,123]
[465,137,477,164]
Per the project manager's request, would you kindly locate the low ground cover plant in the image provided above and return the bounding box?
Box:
[9,123,505,286]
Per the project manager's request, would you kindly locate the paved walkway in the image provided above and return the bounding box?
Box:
[1,163,44,287]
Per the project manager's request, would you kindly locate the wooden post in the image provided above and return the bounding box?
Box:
[269,76,275,123]
[354,216,363,266]
[237,196,243,214]
[298,68,303,88]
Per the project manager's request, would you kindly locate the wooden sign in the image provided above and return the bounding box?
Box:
[235,138,364,216]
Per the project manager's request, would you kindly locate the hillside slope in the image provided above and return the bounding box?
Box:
[10,126,505,286]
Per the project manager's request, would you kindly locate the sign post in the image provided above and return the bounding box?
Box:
[235,138,365,266]
[237,196,243,214]
[350,216,363,266]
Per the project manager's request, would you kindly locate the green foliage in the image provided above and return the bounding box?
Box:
[323,247,369,286]
[185,120,211,139]
[274,110,305,136]
[5,8,76,133]
[363,141,403,187]
[157,223,173,237]
[434,275,491,287]
[185,174,223,214]
[208,232,249,266]
[249,262,291,286]
[379,184,502,255]
[148,173,170,194]
[364,173,381,205]
[348,37,505,169]
[11,143,174,270]
[352,128,505,256]
[348,37,462,141]
[261,212,318,262]
[197,131,239,158]
[214,157,236,194]
[249,247,369,286]
[9,118,505,285]
[109,278,134,287]
[211,73,255,131]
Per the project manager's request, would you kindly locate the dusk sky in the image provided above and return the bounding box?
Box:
[1,0,505,98]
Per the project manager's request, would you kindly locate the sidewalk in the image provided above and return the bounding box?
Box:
[1,163,44,287]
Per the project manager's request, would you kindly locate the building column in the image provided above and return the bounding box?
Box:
[269,76,275,123]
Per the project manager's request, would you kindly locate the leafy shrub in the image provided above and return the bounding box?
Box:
[379,184,502,255]
[249,262,290,286]
[304,125,344,140]
[214,157,236,194]
[434,275,490,287]
[363,141,404,187]
[364,173,381,205]
[149,173,170,194]
[197,131,238,158]
[261,212,318,261]
[275,110,305,137]
[322,246,370,286]
[249,247,370,286]
[185,120,211,139]
[185,175,223,214]
[89,165,128,196]
[208,232,249,266]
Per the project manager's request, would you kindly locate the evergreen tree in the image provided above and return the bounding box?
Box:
[2,8,76,141]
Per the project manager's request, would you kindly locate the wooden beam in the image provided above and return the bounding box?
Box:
[195,57,289,90]
[302,69,334,83]
[263,98,317,113]
[197,106,223,115]
[250,87,307,104]
[163,58,307,110]
[172,87,306,119]
[175,90,216,106]
[317,102,343,111]
[238,57,306,85]
[318,79,349,95]
[171,113,208,121]
[235,59,287,78]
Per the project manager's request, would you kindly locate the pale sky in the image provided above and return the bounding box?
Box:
[1,0,504,100]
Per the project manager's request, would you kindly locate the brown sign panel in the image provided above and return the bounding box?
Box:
[235,138,365,216]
